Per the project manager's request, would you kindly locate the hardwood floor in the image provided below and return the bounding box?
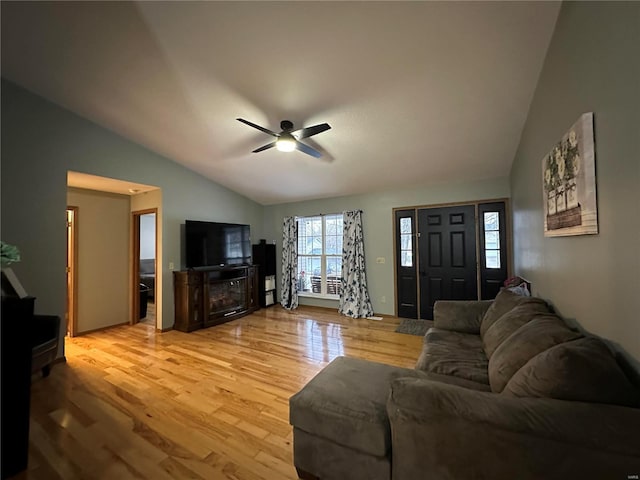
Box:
[16,306,423,480]
[140,300,155,325]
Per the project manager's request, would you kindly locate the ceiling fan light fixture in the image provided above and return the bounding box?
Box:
[276,135,296,152]
[237,118,329,158]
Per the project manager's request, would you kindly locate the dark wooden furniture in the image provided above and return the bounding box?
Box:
[1,296,35,479]
[252,240,277,307]
[31,314,61,377]
[173,265,259,332]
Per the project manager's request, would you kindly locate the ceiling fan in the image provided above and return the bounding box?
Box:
[237,118,331,158]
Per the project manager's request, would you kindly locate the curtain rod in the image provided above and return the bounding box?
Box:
[294,210,362,220]
[294,213,328,219]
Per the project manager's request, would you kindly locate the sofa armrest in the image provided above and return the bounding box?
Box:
[433,300,492,334]
[387,377,640,480]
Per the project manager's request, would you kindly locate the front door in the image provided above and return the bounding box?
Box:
[418,205,477,319]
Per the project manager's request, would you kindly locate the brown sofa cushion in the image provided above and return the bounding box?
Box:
[482,303,550,358]
[488,315,583,393]
[503,337,640,407]
[480,289,549,338]
[289,356,417,458]
[416,328,489,385]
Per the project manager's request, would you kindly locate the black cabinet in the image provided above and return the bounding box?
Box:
[252,240,277,307]
[1,296,35,479]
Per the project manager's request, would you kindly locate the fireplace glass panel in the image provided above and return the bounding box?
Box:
[209,278,246,316]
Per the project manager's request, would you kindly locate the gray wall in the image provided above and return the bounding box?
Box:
[1,79,264,336]
[263,178,510,315]
[510,2,640,361]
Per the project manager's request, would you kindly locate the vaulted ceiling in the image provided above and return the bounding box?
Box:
[1,1,560,205]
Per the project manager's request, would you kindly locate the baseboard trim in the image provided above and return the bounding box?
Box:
[76,322,128,336]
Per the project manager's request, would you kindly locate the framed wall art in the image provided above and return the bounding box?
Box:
[542,112,598,237]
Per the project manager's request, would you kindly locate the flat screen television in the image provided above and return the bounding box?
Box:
[185,220,251,268]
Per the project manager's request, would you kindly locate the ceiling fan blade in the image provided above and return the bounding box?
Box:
[295,140,322,158]
[237,118,278,137]
[252,141,277,153]
[292,123,331,140]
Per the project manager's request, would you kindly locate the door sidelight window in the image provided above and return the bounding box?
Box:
[400,217,413,267]
[483,211,501,269]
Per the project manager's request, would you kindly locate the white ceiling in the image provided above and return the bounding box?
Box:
[1,1,560,205]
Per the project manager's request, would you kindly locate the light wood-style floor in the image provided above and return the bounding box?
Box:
[17,306,423,480]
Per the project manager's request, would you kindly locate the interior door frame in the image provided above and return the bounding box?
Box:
[131,208,158,326]
[393,197,512,317]
[66,206,79,337]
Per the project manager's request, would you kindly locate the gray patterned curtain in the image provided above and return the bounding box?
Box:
[281,216,298,310]
[339,210,374,318]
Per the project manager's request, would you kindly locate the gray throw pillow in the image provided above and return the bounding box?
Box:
[480,289,548,339]
[482,303,550,359]
[488,314,583,393]
[503,337,640,408]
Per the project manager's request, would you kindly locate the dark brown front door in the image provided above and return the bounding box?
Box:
[418,205,478,319]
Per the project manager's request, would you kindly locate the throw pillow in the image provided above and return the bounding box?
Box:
[503,337,640,408]
[488,314,583,393]
[482,303,550,358]
[479,289,548,339]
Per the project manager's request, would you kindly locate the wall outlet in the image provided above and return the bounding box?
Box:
[376,257,385,264]
[169,262,174,270]
[381,296,386,304]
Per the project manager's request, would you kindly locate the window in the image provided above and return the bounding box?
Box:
[297,214,343,296]
[399,217,413,267]
[483,211,501,269]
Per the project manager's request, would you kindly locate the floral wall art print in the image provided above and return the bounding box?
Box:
[542,112,598,237]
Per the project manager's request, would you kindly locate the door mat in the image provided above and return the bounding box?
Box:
[395,318,433,336]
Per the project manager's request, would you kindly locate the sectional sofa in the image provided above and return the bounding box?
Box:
[289,289,640,479]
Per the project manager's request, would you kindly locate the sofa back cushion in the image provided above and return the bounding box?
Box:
[140,258,155,274]
[480,289,548,338]
[482,303,550,359]
[503,337,640,407]
[488,315,583,393]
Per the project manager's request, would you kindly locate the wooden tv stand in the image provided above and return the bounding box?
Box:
[173,265,259,332]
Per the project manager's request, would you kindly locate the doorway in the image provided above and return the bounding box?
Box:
[66,207,79,337]
[132,210,157,325]
[394,200,509,319]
